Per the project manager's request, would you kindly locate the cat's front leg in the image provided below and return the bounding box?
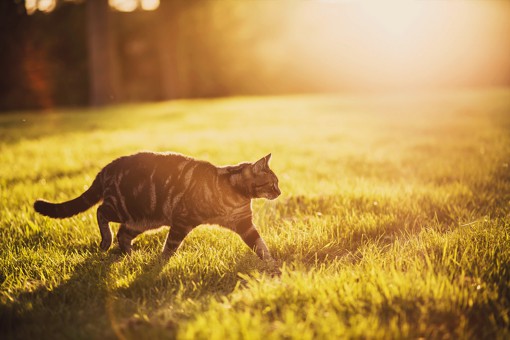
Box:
[236,221,273,261]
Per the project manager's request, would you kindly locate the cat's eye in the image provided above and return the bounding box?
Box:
[255,181,270,189]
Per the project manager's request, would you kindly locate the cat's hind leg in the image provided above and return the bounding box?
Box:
[97,204,117,251]
[117,224,142,254]
[162,225,192,259]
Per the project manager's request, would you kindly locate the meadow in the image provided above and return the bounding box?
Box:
[0,89,509,339]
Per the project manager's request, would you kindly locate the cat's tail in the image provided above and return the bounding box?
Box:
[34,174,103,218]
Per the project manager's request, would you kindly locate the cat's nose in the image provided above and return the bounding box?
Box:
[274,186,281,196]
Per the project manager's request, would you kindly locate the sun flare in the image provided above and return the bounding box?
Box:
[292,0,510,90]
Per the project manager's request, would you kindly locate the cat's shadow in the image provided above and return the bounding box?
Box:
[1,244,123,338]
[2,243,281,338]
[117,249,281,301]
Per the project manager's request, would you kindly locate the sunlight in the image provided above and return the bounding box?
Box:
[354,0,447,85]
[25,0,159,14]
[25,0,37,15]
[108,0,159,12]
[25,0,56,14]
[290,0,510,90]
[109,0,137,12]
[140,0,159,11]
[37,0,56,13]
[358,0,428,43]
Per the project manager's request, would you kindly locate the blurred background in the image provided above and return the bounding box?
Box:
[1,0,509,111]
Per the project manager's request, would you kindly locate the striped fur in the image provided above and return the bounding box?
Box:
[34,152,281,260]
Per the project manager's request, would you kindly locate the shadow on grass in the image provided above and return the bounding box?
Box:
[116,251,273,301]
[97,250,272,338]
[0,240,271,339]
[1,245,121,340]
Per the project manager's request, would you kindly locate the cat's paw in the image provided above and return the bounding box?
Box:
[118,240,133,254]
[161,250,175,261]
[119,246,132,255]
[264,258,282,277]
[99,237,112,251]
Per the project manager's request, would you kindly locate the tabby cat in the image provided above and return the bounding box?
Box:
[34,152,281,261]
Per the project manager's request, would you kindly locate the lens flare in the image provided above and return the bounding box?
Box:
[141,0,159,11]
[37,0,56,13]
[109,0,137,12]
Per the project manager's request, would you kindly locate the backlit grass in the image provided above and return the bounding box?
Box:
[1,89,509,339]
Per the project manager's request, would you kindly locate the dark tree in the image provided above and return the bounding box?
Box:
[86,0,121,106]
[0,1,29,111]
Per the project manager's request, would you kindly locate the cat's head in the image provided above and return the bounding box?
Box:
[244,153,281,200]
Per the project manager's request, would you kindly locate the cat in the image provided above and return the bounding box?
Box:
[34,152,281,261]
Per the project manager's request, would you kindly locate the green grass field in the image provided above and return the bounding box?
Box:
[1,89,509,339]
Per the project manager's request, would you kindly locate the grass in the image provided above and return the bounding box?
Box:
[1,88,509,339]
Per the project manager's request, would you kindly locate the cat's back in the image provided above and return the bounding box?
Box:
[101,151,217,188]
[103,151,191,176]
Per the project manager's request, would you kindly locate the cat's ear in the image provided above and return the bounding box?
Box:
[241,163,252,178]
[253,153,271,172]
